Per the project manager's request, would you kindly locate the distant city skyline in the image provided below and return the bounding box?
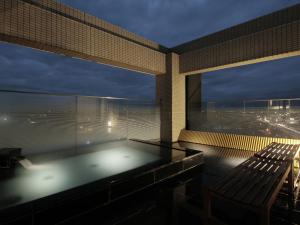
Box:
[0,0,300,101]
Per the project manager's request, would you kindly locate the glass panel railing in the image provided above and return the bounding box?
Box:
[188,98,300,139]
[127,100,160,141]
[0,92,77,155]
[76,96,128,148]
[0,91,160,156]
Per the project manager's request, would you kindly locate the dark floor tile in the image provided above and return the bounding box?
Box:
[3,215,32,225]
[0,204,32,225]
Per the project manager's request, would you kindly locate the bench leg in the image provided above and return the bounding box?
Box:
[204,188,211,225]
[260,208,270,225]
[288,163,294,210]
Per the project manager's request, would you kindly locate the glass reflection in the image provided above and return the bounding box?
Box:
[189,98,300,138]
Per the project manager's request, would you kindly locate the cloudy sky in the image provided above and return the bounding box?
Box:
[0,0,299,101]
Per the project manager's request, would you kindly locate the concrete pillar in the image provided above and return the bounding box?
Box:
[186,74,202,130]
[156,53,185,143]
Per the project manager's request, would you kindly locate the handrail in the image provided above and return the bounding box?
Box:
[0,89,156,103]
[202,98,300,104]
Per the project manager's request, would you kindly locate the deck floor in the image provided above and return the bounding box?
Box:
[174,142,300,225]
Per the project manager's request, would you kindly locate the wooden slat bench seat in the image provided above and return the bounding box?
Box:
[255,142,300,202]
[205,156,293,225]
[255,142,299,163]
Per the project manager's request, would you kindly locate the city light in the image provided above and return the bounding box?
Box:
[1,115,9,122]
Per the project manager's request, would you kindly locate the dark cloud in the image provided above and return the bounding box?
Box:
[0,0,299,101]
[0,43,155,99]
[60,0,300,46]
[203,56,300,101]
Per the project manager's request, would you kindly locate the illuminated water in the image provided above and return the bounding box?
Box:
[0,140,164,210]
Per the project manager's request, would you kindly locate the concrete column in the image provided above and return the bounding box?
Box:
[186,74,202,130]
[156,53,185,143]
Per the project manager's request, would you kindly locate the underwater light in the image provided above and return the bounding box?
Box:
[108,121,112,127]
[19,158,51,170]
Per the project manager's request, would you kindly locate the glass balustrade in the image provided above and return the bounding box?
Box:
[0,90,160,156]
[188,98,300,139]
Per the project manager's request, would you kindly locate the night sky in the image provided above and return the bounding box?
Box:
[0,0,300,101]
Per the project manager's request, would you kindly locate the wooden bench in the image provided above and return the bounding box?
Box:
[255,142,299,162]
[205,156,293,225]
[255,142,300,191]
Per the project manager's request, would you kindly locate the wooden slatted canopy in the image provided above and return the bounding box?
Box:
[178,130,300,152]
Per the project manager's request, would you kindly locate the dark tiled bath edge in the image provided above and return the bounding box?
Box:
[0,141,203,225]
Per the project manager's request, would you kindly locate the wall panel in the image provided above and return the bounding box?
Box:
[179,130,300,152]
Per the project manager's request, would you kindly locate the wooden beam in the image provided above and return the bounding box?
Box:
[0,0,167,75]
[176,4,300,75]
